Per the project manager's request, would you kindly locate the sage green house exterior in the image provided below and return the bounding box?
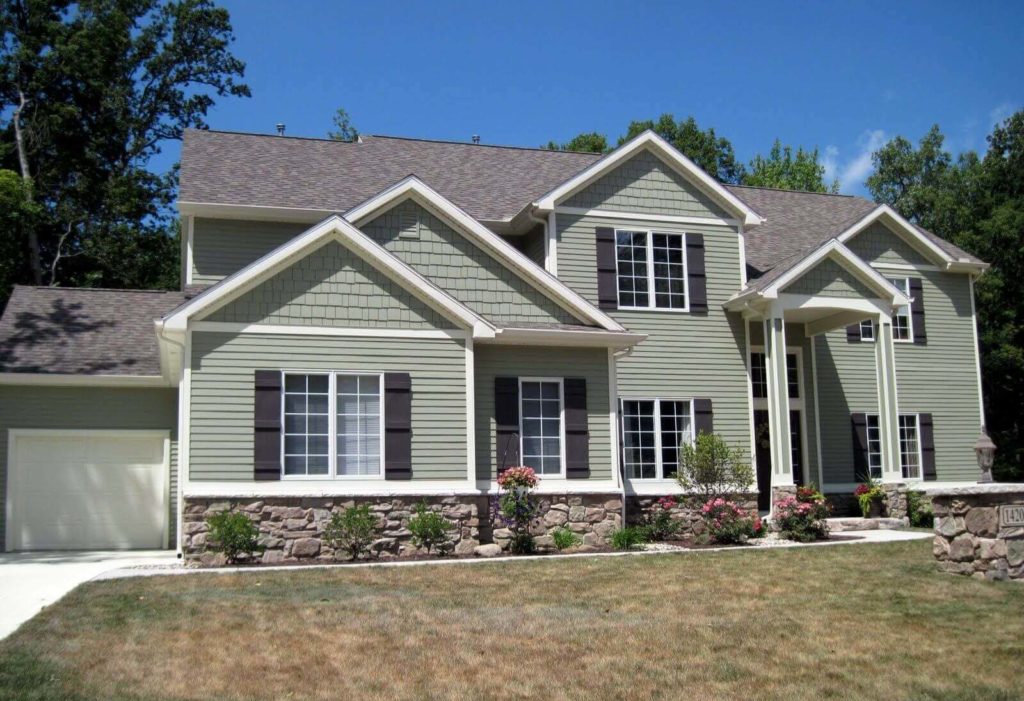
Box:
[0,127,992,552]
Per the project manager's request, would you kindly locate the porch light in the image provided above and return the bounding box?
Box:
[974,426,996,483]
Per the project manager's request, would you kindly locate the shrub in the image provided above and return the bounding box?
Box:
[610,526,648,551]
[701,497,762,544]
[639,495,680,541]
[675,433,754,500]
[494,466,540,554]
[407,501,454,554]
[206,511,262,564]
[774,488,829,542]
[551,527,582,551]
[854,479,885,518]
[907,490,934,528]
[323,505,378,560]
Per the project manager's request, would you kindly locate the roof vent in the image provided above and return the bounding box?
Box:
[276,123,285,136]
[472,135,480,144]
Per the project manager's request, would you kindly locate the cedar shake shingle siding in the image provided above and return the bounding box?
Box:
[781,258,878,299]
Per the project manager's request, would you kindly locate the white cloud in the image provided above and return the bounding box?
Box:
[822,145,839,183]
[989,102,1018,128]
[824,130,887,194]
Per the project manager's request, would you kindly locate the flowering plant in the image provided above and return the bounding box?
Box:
[701,497,761,544]
[493,467,539,553]
[853,478,885,518]
[497,466,538,490]
[774,492,829,542]
[639,496,680,541]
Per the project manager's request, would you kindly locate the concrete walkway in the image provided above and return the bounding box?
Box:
[0,550,178,639]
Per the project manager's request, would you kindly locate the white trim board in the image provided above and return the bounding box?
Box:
[191,322,468,340]
[554,206,739,228]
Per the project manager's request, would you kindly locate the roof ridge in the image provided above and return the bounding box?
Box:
[728,183,860,199]
[13,284,179,294]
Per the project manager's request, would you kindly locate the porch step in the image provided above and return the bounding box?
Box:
[826,517,907,532]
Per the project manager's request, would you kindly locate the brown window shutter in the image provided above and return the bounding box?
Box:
[846,324,861,342]
[384,373,412,480]
[910,277,927,344]
[254,370,282,481]
[686,234,708,313]
[919,413,937,480]
[564,378,589,479]
[495,377,520,473]
[596,227,618,310]
[693,398,713,436]
[851,413,868,480]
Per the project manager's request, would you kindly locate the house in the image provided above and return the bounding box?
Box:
[0,129,989,556]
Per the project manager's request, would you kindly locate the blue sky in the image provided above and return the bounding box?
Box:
[167,0,1023,195]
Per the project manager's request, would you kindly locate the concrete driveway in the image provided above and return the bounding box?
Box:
[0,550,178,639]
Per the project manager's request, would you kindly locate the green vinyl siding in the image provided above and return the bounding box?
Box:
[203,241,456,329]
[189,332,467,481]
[359,200,581,326]
[557,212,751,460]
[474,345,611,482]
[562,150,730,219]
[191,218,307,284]
[892,271,981,480]
[0,386,178,550]
[845,222,931,266]
[781,258,878,299]
[521,224,546,268]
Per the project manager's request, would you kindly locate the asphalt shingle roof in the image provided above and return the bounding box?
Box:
[0,286,191,376]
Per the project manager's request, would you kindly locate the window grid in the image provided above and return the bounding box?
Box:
[889,277,912,342]
[283,374,330,476]
[866,414,882,480]
[615,229,688,311]
[621,399,693,480]
[336,375,382,476]
[750,352,799,400]
[786,353,799,399]
[899,414,922,480]
[860,319,875,341]
[520,379,563,476]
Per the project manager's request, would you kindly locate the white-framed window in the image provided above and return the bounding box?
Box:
[282,371,383,479]
[865,412,924,480]
[615,229,688,311]
[621,398,694,480]
[859,319,875,342]
[888,277,913,342]
[750,352,799,400]
[519,378,564,476]
[865,414,883,480]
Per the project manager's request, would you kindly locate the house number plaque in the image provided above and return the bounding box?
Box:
[1000,505,1024,528]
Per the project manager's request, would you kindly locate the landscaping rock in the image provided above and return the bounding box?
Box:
[949,534,976,562]
[291,538,321,558]
[474,544,502,557]
[965,507,999,537]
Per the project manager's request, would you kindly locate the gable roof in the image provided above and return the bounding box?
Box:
[344,176,624,332]
[0,286,191,377]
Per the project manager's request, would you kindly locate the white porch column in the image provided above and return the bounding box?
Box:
[874,314,902,482]
[763,316,793,486]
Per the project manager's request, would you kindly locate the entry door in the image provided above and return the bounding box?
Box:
[752,410,805,511]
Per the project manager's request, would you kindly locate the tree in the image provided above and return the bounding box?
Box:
[544,131,608,153]
[867,116,1024,480]
[618,114,746,184]
[0,0,249,299]
[327,107,358,142]
[744,139,839,193]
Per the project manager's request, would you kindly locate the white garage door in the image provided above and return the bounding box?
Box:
[7,430,168,550]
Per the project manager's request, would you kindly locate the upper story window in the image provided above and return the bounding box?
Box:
[615,230,688,311]
[888,277,913,342]
[859,319,875,342]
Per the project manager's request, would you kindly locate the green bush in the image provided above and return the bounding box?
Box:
[407,501,454,554]
[639,496,681,541]
[206,511,262,564]
[508,532,536,554]
[675,433,754,500]
[907,490,935,528]
[551,527,582,551]
[610,526,648,551]
[323,505,378,560]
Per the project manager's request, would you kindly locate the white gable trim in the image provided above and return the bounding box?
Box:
[161,215,494,338]
[533,130,764,227]
[836,204,958,267]
[344,176,625,332]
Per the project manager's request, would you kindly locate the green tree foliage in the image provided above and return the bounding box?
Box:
[544,131,608,153]
[619,114,746,184]
[744,138,839,193]
[867,115,1024,480]
[327,107,359,142]
[0,0,249,301]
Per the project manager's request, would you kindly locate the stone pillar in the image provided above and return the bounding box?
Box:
[764,316,793,488]
[874,315,902,483]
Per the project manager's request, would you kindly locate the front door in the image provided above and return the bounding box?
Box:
[752,409,805,511]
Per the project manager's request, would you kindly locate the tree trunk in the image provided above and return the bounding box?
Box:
[14,89,43,285]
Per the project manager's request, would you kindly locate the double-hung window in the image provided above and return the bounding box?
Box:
[520,379,564,476]
[283,372,383,478]
[864,413,923,480]
[615,230,687,310]
[888,277,913,342]
[859,319,875,341]
[621,399,694,480]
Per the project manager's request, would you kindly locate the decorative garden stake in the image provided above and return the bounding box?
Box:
[974,426,996,483]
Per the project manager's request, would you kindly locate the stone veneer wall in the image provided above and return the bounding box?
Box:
[931,486,1024,581]
[627,493,758,538]
[183,493,626,565]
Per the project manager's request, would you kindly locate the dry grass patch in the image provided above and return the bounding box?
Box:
[1,540,1022,701]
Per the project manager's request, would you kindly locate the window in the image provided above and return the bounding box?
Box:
[786,353,800,399]
[282,372,382,479]
[750,352,798,399]
[621,399,693,480]
[859,319,875,342]
[889,277,912,342]
[899,414,922,480]
[520,379,563,475]
[615,230,687,310]
[866,414,883,479]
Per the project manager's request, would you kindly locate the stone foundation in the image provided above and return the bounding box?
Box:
[626,493,758,538]
[881,483,909,521]
[502,493,623,549]
[931,485,1024,581]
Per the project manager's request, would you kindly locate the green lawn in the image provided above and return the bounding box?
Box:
[2,540,1022,701]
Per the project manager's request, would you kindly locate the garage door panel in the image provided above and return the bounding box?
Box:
[9,433,167,550]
